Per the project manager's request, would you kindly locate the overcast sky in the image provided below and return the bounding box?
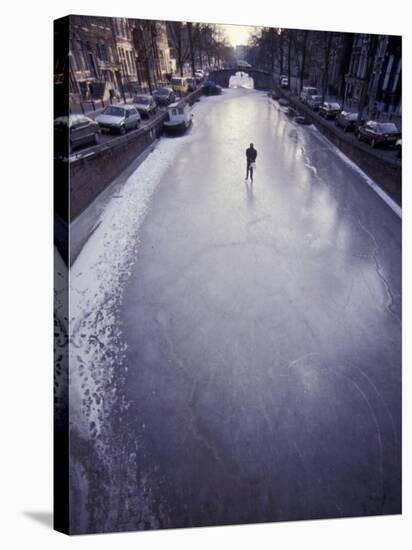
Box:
[219,24,257,47]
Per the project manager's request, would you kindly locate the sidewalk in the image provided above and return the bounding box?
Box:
[284,89,401,164]
[69,95,136,119]
[322,93,401,130]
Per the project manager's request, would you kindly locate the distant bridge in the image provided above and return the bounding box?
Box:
[208,67,276,90]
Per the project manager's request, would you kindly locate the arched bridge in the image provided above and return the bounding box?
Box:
[208,67,275,90]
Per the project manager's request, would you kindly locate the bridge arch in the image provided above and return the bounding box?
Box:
[208,67,275,91]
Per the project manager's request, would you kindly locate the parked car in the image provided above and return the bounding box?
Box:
[203,80,222,95]
[133,94,157,117]
[334,111,362,132]
[54,114,101,154]
[186,77,197,92]
[300,86,319,103]
[295,114,311,125]
[318,101,342,119]
[280,77,289,89]
[286,106,298,118]
[307,94,323,110]
[195,69,205,81]
[153,87,176,106]
[396,138,401,159]
[95,104,141,134]
[357,120,401,148]
[278,98,290,106]
[170,76,189,96]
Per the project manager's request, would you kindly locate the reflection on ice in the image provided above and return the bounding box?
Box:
[229,71,254,89]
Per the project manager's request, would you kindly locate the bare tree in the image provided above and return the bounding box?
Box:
[187,22,196,76]
[357,34,379,121]
[131,20,159,93]
[299,30,309,93]
[195,24,203,69]
[338,33,355,108]
[167,21,190,76]
[279,29,284,74]
[321,32,332,103]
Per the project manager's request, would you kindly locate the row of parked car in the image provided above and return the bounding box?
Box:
[299,86,401,156]
[55,69,224,154]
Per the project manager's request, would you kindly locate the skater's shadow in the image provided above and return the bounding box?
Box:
[245,181,255,209]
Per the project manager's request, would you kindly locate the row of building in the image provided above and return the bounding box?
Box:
[63,19,402,121]
[343,34,401,119]
[306,33,401,119]
[68,16,175,105]
[242,31,401,120]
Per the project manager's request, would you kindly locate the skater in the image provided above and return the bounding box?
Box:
[245,143,257,182]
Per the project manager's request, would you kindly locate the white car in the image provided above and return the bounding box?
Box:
[300,86,319,103]
[280,77,289,88]
[95,104,141,135]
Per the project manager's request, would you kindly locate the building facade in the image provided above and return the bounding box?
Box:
[69,16,177,107]
[69,16,122,103]
[344,33,401,119]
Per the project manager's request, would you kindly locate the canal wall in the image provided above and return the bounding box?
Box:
[59,87,204,223]
[276,89,402,206]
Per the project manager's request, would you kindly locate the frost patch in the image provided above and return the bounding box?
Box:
[69,95,218,440]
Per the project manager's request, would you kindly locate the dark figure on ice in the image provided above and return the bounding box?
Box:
[245,143,258,182]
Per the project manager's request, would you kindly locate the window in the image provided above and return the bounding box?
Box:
[127,51,134,73]
[77,41,86,70]
[70,39,79,71]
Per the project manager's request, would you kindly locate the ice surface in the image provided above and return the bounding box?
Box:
[69,95,221,439]
[68,88,401,532]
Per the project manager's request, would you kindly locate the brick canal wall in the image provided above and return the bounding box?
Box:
[277,90,402,206]
[62,87,204,222]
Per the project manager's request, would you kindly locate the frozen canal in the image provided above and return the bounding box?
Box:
[70,87,401,533]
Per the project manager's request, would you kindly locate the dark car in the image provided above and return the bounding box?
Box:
[54,114,100,155]
[306,94,323,110]
[286,106,298,118]
[334,110,362,132]
[318,101,341,119]
[278,98,290,107]
[186,77,197,92]
[396,138,401,159]
[133,94,158,117]
[153,87,176,106]
[357,120,401,148]
[203,80,222,95]
[295,114,311,125]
